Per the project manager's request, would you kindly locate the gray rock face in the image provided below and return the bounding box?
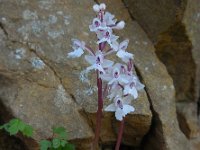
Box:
[0,0,152,149]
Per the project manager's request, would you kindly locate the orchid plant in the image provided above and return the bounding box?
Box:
[68,3,144,150]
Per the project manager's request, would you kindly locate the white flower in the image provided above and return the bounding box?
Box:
[105,96,135,121]
[97,28,119,49]
[89,18,107,32]
[124,75,145,99]
[103,12,117,26]
[93,3,106,12]
[113,21,125,30]
[67,39,85,58]
[101,63,130,85]
[85,51,113,73]
[107,84,122,100]
[115,40,134,63]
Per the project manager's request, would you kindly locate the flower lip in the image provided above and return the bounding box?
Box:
[116,99,123,109]
[113,68,120,78]
[130,82,135,88]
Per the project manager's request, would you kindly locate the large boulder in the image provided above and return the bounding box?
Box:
[123,0,186,43]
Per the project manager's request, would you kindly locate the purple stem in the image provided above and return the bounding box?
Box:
[93,75,103,148]
[115,119,125,150]
[92,43,104,148]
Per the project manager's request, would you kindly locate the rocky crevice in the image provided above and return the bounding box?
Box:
[134,66,166,150]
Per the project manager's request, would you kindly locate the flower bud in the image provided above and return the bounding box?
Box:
[93,4,100,12]
[99,3,106,10]
[115,21,125,29]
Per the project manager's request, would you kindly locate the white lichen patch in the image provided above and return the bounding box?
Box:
[142,41,148,45]
[56,11,63,15]
[79,70,90,84]
[83,86,97,96]
[48,15,57,24]
[54,85,72,113]
[162,85,167,90]
[48,30,64,39]
[38,0,55,10]
[17,20,49,38]
[1,17,6,22]
[135,41,140,45]
[170,85,175,90]
[14,48,26,59]
[63,16,70,26]
[145,67,149,71]
[152,62,156,66]
[23,10,38,20]
[31,57,45,69]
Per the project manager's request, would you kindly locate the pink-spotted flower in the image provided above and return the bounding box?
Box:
[97,28,119,49]
[116,40,134,63]
[89,18,107,32]
[124,75,144,99]
[105,96,135,121]
[103,12,125,30]
[67,39,86,58]
[101,63,130,85]
[85,51,113,74]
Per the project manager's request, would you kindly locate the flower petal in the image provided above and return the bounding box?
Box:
[101,74,113,81]
[130,87,138,99]
[123,105,135,115]
[102,59,114,68]
[115,108,124,121]
[136,80,145,90]
[105,103,116,112]
[119,39,129,51]
[67,48,84,58]
[85,55,96,65]
[108,78,117,85]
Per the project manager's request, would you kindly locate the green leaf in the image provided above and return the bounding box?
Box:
[53,127,66,134]
[22,125,33,137]
[40,140,52,150]
[60,140,67,147]
[9,119,20,125]
[64,144,75,150]
[53,127,67,140]
[18,121,26,132]
[7,119,20,135]
[52,138,60,148]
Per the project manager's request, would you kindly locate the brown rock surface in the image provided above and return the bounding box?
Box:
[0,0,152,149]
[177,102,200,139]
[155,22,195,102]
[123,0,186,43]
[183,0,200,103]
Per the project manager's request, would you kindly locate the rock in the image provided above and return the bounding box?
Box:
[155,22,196,102]
[0,0,152,149]
[176,102,200,139]
[99,0,189,149]
[183,0,200,103]
[123,0,186,43]
[189,137,200,150]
